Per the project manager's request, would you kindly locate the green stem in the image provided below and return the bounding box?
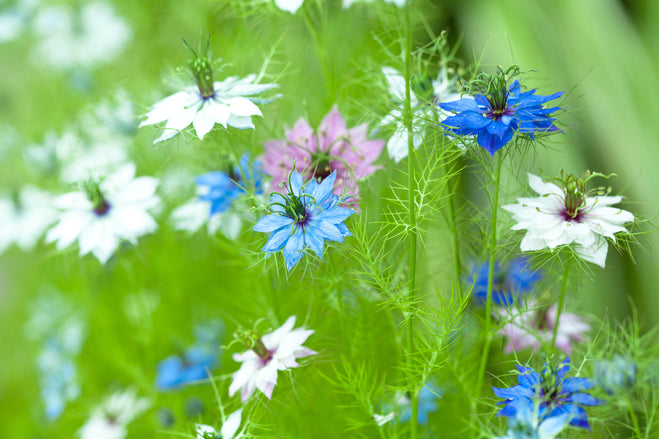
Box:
[447,172,462,298]
[403,5,418,439]
[300,5,334,103]
[628,402,643,439]
[475,154,503,398]
[551,261,570,350]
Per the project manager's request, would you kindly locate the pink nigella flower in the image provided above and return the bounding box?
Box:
[261,105,384,205]
[497,303,590,354]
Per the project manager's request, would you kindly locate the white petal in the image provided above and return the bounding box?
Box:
[192,103,219,139]
[220,409,242,439]
[527,173,563,197]
[227,97,262,117]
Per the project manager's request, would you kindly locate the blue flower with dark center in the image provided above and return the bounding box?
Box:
[196,153,263,217]
[471,257,541,306]
[440,76,563,155]
[493,357,604,430]
[253,170,355,270]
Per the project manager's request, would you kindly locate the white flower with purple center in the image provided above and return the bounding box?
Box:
[140,40,278,144]
[503,173,634,268]
[229,316,316,403]
[46,163,160,264]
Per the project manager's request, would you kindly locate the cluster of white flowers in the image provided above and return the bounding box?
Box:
[32,1,131,70]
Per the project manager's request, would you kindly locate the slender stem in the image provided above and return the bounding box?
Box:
[300,5,334,103]
[475,154,503,396]
[551,261,570,350]
[446,172,462,298]
[628,402,643,439]
[403,5,418,438]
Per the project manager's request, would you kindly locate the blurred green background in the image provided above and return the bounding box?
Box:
[0,0,657,437]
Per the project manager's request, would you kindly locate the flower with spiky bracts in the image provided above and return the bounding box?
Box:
[440,66,563,155]
[261,105,384,206]
[253,169,355,270]
[140,36,278,143]
[493,357,604,430]
[503,172,634,267]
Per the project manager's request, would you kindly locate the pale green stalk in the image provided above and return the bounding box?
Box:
[301,5,334,102]
[474,153,503,398]
[403,4,418,438]
[628,403,643,439]
[551,261,570,350]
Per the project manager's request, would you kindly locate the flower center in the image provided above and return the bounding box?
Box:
[83,181,112,217]
[252,338,274,366]
[485,86,514,121]
[189,56,215,100]
[310,151,333,180]
[561,174,587,222]
[183,36,215,99]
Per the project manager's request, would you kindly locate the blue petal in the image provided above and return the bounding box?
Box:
[561,377,594,394]
[304,229,325,258]
[290,171,304,196]
[476,129,513,155]
[311,171,336,205]
[335,222,352,237]
[196,171,233,188]
[253,214,293,233]
[441,112,492,133]
[284,227,305,269]
[156,356,184,390]
[262,226,292,252]
[313,219,344,242]
[439,96,482,113]
[563,392,604,406]
[315,205,355,224]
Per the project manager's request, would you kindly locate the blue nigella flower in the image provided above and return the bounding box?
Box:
[496,397,574,439]
[399,384,441,425]
[156,322,223,391]
[196,153,264,217]
[253,169,355,270]
[440,75,563,156]
[471,257,541,306]
[493,357,604,430]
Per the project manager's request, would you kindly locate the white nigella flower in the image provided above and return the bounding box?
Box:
[46,163,160,264]
[140,40,278,144]
[78,389,150,439]
[381,66,461,162]
[33,1,131,70]
[503,173,634,268]
[229,316,316,403]
[195,409,243,439]
[0,186,56,254]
